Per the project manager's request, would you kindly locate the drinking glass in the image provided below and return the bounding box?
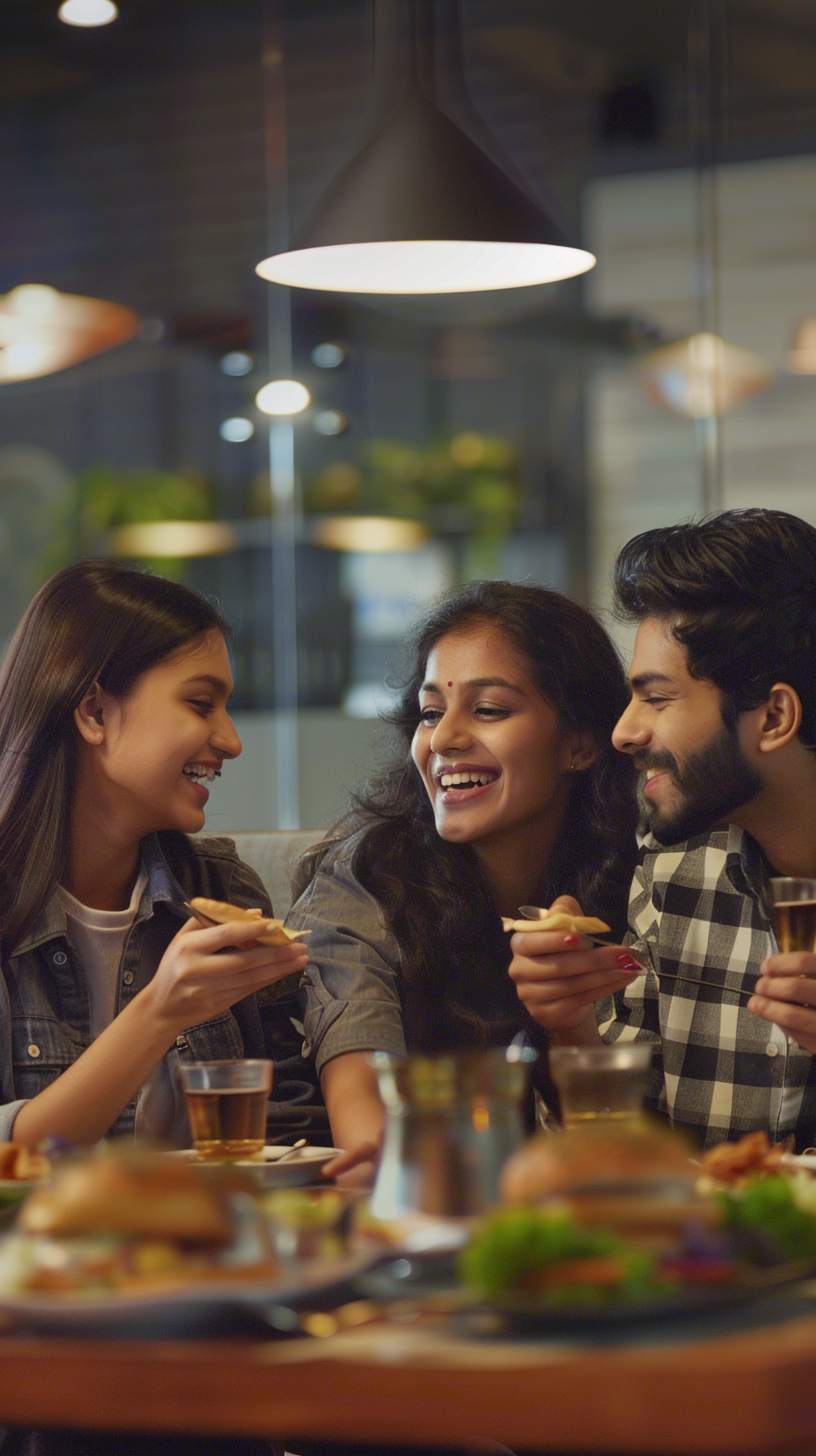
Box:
[179,1059,273,1160]
[768,878,816,954]
[548,1044,653,1130]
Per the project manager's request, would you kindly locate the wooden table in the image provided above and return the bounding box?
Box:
[2,1306,816,1454]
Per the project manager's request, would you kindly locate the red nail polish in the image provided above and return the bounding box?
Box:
[615,952,634,967]
[564,934,580,948]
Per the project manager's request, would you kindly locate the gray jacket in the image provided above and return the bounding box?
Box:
[287,838,408,1076]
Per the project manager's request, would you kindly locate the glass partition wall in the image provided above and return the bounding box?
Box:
[2,0,816,830]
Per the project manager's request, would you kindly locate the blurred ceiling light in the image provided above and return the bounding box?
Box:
[787,317,816,373]
[219,417,254,443]
[311,343,346,369]
[314,409,348,436]
[0,285,138,383]
[639,332,772,418]
[256,3,594,295]
[108,521,238,558]
[220,350,254,377]
[58,0,118,25]
[255,379,310,415]
[311,515,429,553]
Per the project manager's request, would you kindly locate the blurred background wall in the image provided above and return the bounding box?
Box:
[2,0,816,829]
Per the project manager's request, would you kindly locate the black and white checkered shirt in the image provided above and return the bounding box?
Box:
[597,824,816,1151]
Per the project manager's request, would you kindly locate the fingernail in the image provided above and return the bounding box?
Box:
[616,952,636,968]
[564,934,580,948]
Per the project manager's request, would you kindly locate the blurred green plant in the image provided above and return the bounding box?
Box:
[304,433,519,576]
[38,466,215,581]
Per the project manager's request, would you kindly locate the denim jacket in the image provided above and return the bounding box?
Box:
[0,832,329,1145]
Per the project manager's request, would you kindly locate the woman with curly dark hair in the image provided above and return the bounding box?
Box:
[288,580,639,1169]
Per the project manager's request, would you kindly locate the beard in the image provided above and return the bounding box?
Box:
[640,721,762,846]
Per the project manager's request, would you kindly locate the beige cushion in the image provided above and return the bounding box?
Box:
[202,830,326,918]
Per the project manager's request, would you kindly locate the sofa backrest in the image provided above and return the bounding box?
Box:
[202,829,326,918]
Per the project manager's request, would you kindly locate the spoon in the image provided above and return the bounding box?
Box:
[518,907,756,997]
[518,905,636,954]
[273,1138,308,1163]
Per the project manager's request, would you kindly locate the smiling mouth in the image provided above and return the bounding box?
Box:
[438,770,498,789]
[434,767,500,804]
[183,764,222,784]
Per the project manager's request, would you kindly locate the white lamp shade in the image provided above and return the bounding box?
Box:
[258,240,595,296]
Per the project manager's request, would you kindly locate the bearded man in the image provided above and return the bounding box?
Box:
[510,508,816,1148]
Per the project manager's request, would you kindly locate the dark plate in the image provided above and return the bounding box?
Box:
[356,1251,816,1334]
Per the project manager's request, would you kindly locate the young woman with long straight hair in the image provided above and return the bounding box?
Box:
[0,560,317,1150]
[287,580,640,1169]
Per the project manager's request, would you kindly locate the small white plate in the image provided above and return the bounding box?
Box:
[174,1144,341,1188]
[781,1153,816,1172]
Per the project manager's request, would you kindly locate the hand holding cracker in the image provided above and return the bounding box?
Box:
[187,897,311,948]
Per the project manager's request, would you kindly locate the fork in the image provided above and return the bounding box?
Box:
[517,906,754,996]
[517,905,649,966]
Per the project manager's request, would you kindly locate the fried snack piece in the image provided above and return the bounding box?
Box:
[700,1130,786,1186]
[189,896,310,948]
[501,912,610,936]
[20,1151,233,1245]
[0,1143,50,1181]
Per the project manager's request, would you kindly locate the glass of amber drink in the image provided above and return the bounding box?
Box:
[548,1044,653,1130]
[180,1059,273,1160]
[768,878,816,954]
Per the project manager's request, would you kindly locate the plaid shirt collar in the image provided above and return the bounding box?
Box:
[599,823,816,1152]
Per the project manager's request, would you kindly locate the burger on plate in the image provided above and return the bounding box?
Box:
[500,1120,718,1251]
[0,1148,278,1295]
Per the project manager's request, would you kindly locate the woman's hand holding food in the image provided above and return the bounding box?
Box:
[507,895,641,1034]
[749,951,816,1052]
[144,916,310,1037]
[13,914,309,1150]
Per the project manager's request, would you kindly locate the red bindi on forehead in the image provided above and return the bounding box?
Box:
[447,681,453,687]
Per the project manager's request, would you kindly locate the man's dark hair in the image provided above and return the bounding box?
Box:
[614,509,816,745]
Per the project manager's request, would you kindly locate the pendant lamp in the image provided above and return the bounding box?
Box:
[256,0,594,296]
[639,333,772,419]
[0,285,137,383]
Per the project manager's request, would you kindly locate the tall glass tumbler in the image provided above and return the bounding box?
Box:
[179,1059,273,1160]
[549,1044,653,1130]
[768,878,816,954]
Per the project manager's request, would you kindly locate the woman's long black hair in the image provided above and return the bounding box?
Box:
[295,581,638,1055]
[0,560,228,955]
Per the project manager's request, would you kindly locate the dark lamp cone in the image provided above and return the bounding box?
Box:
[257,91,594,294]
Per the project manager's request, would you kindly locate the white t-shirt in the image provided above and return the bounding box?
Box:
[58,873,148,1039]
[56,872,189,1145]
